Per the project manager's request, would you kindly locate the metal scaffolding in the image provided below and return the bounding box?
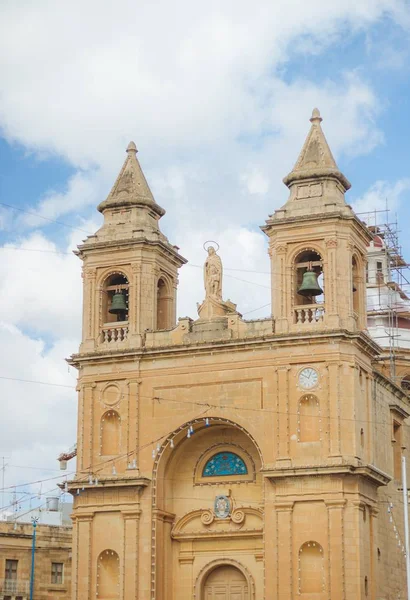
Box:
[358,204,410,383]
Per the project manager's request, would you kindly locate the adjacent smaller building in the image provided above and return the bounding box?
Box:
[0,522,71,600]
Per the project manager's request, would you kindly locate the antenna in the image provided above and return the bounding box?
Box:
[0,456,10,521]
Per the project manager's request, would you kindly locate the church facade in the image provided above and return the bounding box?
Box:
[68,111,410,599]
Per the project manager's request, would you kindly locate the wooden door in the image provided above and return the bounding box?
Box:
[203,566,249,600]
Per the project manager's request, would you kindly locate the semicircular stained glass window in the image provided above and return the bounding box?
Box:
[202,451,248,477]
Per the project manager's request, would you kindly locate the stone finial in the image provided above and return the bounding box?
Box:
[97,142,165,216]
[126,141,138,153]
[310,108,323,124]
[282,108,351,191]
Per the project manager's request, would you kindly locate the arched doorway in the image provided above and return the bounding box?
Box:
[203,565,249,600]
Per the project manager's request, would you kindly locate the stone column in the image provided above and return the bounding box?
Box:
[127,379,141,470]
[81,267,97,351]
[82,383,96,472]
[273,244,289,334]
[324,238,340,328]
[276,502,294,600]
[344,501,362,599]
[327,363,341,460]
[153,509,175,600]
[325,499,346,600]
[130,263,142,339]
[369,506,379,600]
[71,512,79,600]
[75,513,93,600]
[365,373,374,466]
[277,366,291,463]
[122,509,141,600]
[76,385,84,471]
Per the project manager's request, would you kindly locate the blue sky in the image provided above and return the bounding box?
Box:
[0,0,410,513]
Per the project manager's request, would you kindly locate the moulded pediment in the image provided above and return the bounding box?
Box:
[171,506,263,540]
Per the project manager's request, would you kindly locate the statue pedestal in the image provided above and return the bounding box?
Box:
[197,297,238,320]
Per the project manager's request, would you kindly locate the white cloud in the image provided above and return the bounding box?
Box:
[0,0,405,168]
[0,323,77,506]
[0,235,81,339]
[351,178,410,219]
[0,0,409,511]
[22,169,103,224]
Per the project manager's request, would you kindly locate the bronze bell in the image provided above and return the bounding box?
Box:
[109,291,127,314]
[297,269,323,297]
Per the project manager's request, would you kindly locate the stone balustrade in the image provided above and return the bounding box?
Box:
[294,304,325,325]
[100,322,129,344]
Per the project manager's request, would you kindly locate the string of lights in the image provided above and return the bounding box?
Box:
[388,502,407,558]
[0,373,401,428]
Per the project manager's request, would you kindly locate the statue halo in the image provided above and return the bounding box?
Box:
[203,240,220,252]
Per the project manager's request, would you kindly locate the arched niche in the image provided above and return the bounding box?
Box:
[298,541,325,594]
[100,411,121,456]
[156,275,173,330]
[97,550,120,599]
[298,394,320,442]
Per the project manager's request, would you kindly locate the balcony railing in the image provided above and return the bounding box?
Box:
[294,304,325,325]
[0,578,30,594]
[100,322,129,344]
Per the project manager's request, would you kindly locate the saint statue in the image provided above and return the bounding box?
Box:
[204,246,222,300]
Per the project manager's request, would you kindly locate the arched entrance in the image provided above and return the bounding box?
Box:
[203,565,249,600]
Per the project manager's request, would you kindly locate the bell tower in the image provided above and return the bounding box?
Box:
[77,142,186,353]
[262,109,371,334]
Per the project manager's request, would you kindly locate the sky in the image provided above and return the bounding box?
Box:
[1,0,410,516]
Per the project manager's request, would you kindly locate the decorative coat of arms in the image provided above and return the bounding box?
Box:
[214,495,231,519]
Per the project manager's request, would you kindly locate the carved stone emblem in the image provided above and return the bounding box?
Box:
[214,495,231,519]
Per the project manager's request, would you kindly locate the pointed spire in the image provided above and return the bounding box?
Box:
[283,109,351,191]
[97,142,165,216]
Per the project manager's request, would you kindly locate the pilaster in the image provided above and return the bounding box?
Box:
[122,509,141,600]
[325,499,346,600]
[327,363,341,460]
[275,502,294,600]
[277,366,291,463]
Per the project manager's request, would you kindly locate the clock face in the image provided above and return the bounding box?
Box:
[299,367,319,389]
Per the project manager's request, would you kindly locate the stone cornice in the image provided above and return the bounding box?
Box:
[64,477,150,493]
[263,464,390,487]
[68,329,381,368]
[262,210,373,244]
[75,237,187,266]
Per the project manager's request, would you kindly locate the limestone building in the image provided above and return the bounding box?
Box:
[68,110,410,599]
[0,522,72,600]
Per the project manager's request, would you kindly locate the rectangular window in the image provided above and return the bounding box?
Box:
[5,559,18,580]
[392,420,403,481]
[51,562,64,584]
[376,261,384,284]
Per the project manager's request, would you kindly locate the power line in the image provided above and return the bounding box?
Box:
[0,202,92,234]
